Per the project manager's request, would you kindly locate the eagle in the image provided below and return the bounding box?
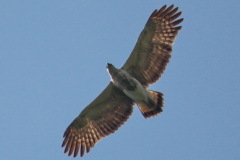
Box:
[62,4,183,157]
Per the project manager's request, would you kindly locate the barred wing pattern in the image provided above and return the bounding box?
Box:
[62,84,133,157]
[62,4,183,158]
[122,5,183,87]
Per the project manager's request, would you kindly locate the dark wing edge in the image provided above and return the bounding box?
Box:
[122,5,184,87]
[62,84,134,157]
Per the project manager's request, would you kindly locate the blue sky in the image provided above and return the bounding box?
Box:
[1,0,240,160]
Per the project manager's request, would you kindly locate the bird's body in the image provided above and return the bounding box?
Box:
[62,4,184,157]
[107,63,162,115]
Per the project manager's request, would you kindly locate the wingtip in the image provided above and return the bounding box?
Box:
[80,152,84,157]
[172,18,184,26]
[150,9,158,18]
[159,5,167,12]
[178,11,182,16]
[174,26,182,30]
[169,4,174,9]
[64,147,69,154]
[62,137,68,147]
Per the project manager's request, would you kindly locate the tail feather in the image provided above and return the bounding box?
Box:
[137,90,164,118]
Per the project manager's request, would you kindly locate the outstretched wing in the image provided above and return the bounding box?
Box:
[62,83,133,157]
[122,5,183,87]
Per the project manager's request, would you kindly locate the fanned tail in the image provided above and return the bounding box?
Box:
[137,90,164,118]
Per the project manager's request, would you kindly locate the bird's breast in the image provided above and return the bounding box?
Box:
[111,69,149,103]
[110,70,136,90]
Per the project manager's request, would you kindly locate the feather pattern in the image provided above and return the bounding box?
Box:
[62,84,133,157]
[122,5,183,87]
[62,4,183,158]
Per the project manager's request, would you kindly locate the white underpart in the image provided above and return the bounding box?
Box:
[122,79,149,103]
[111,69,152,104]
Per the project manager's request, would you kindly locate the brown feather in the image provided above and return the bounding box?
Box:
[169,11,182,21]
[62,84,134,157]
[156,5,167,16]
[69,140,76,156]
[137,90,164,118]
[80,142,85,157]
[73,141,80,157]
[159,4,174,17]
[165,7,178,18]
[122,5,183,87]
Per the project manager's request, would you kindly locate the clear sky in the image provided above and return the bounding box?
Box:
[1,0,240,160]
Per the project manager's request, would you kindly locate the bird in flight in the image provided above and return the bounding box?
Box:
[62,4,183,157]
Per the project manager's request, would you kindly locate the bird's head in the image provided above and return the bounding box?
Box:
[106,63,113,69]
[106,63,118,79]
